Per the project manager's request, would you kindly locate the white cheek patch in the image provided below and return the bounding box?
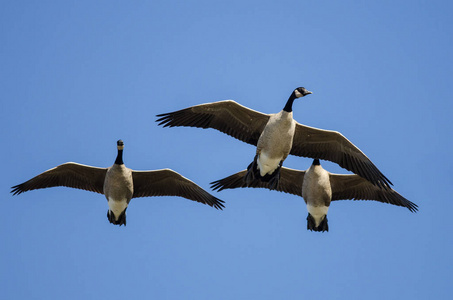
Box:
[294,89,303,98]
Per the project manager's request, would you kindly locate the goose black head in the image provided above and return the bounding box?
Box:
[117,140,124,150]
[283,87,313,112]
[294,87,312,98]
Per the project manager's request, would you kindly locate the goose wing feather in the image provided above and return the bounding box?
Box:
[290,123,392,188]
[156,100,270,146]
[132,169,225,209]
[329,174,418,212]
[11,162,107,195]
[211,167,305,197]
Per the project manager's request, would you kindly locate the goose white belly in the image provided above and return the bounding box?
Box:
[257,152,283,176]
[306,204,329,227]
[108,197,128,220]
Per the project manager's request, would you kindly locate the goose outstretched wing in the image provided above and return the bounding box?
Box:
[132,169,225,209]
[156,100,270,146]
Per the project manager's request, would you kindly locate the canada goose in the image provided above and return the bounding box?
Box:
[11,140,224,226]
[211,159,417,232]
[156,87,392,190]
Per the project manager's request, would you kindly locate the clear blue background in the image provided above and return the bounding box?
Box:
[2,1,452,299]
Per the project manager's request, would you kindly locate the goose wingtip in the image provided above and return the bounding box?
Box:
[408,203,419,213]
[209,181,223,192]
[213,198,225,210]
[10,185,23,195]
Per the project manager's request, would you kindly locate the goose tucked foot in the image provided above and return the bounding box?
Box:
[244,156,282,190]
[107,208,127,226]
[267,171,280,190]
[266,161,282,190]
[307,213,329,232]
[245,155,259,186]
[256,161,282,190]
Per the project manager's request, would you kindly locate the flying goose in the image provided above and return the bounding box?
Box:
[211,159,417,232]
[156,87,392,190]
[11,140,224,226]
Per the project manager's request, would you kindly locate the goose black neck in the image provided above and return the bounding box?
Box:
[283,93,297,112]
[313,159,320,165]
[115,149,124,165]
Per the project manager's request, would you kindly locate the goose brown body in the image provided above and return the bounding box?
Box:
[256,110,296,176]
[104,163,134,224]
[302,160,332,230]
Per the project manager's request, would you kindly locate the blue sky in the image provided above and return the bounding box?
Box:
[2,1,452,299]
